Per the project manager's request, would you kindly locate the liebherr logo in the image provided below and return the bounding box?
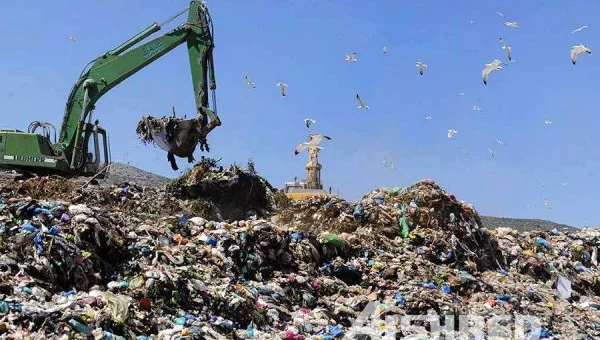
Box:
[343,301,543,340]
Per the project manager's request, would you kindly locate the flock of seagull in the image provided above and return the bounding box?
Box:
[239,11,593,207]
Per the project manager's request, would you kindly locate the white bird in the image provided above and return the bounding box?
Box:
[425,115,432,121]
[571,25,589,34]
[496,139,506,146]
[544,119,553,125]
[499,37,512,61]
[504,21,520,29]
[571,44,592,65]
[294,134,331,155]
[488,148,495,158]
[276,82,288,96]
[69,35,76,42]
[304,118,316,128]
[482,59,503,85]
[244,76,256,89]
[345,52,358,63]
[382,157,397,170]
[544,199,552,210]
[497,11,505,18]
[382,46,388,55]
[472,105,482,112]
[356,94,369,110]
[416,61,427,75]
[448,129,458,139]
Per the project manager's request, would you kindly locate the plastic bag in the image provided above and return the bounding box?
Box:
[556,276,572,300]
[103,292,132,324]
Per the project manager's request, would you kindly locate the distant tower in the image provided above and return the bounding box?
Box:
[247,157,256,174]
[305,147,323,190]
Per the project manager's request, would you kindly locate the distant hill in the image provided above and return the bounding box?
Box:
[480,216,578,232]
[103,163,172,188]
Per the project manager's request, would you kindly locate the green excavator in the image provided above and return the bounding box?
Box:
[0,0,221,177]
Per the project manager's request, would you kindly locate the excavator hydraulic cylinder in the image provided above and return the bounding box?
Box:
[108,23,161,56]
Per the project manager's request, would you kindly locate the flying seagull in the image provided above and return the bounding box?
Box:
[482,59,503,85]
[571,44,592,65]
[544,119,552,125]
[447,129,458,139]
[571,25,589,34]
[345,52,358,63]
[244,76,256,89]
[294,134,331,155]
[504,21,520,29]
[425,115,432,121]
[356,94,369,110]
[382,157,397,170]
[497,11,505,18]
[488,148,495,159]
[496,139,506,146]
[304,118,316,128]
[472,105,482,112]
[276,82,288,96]
[416,61,427,75]
[382,46,388,55]
[499,37,512,61]
[69,35,76,42]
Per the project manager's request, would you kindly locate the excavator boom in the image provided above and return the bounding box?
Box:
[0,0,220,175]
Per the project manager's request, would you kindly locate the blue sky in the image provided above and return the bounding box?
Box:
[1,0,600,226]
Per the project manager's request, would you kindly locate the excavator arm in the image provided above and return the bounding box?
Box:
[56,0,220,170]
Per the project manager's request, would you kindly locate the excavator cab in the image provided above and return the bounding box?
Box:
[79,120,110,175]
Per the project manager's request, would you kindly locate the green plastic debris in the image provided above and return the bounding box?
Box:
[171,290,182,305]
[324,233,344,247]
[0,301,8,314]
[386,187,404,196]
[399,217,410,238]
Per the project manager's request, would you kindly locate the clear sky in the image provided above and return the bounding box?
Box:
[1,0,599,227]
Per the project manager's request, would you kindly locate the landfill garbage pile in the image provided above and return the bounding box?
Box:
[168,161,277,221]
[136,116,185,146]
[277,179,504,272]
[0,177,599,339]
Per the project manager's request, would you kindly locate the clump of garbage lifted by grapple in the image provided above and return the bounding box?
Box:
[136,112,211,171]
